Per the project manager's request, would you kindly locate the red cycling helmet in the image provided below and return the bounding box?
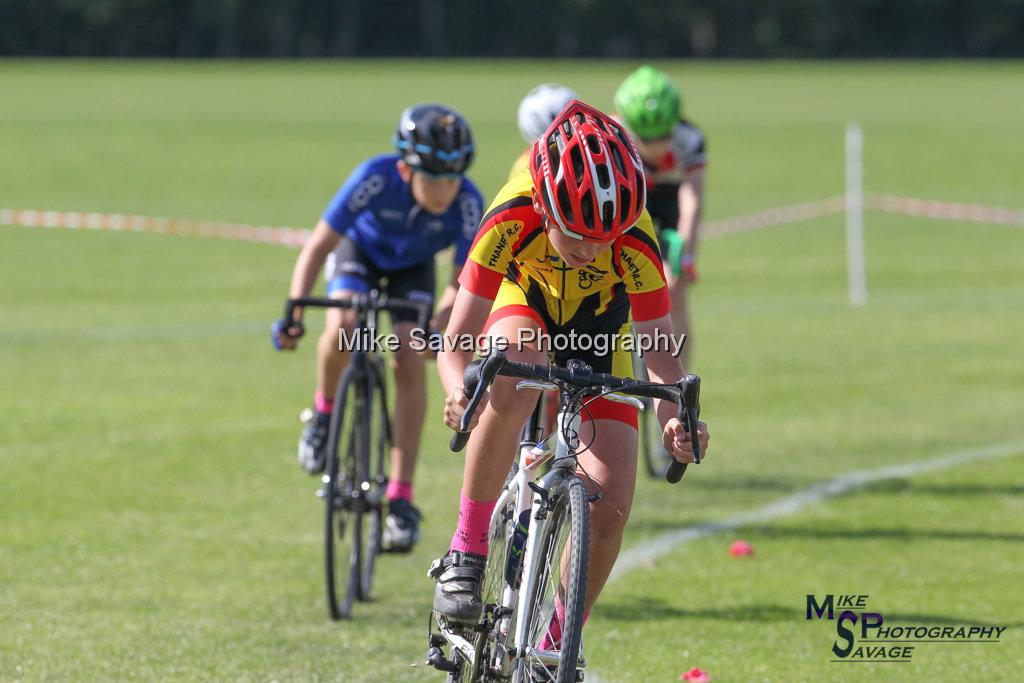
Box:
[530,99,646,242]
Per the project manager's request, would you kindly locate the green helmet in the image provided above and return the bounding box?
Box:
[614,65,681,140]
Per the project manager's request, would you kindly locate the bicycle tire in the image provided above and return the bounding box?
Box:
[324,363,365,620]
[520,475,589,683]
[359,358,388,600]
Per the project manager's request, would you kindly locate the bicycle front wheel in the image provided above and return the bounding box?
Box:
[520,475,589,683]
[359,357,389,600]
[324,364,367,620]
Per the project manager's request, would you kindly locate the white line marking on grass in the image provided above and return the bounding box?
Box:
[610,441,1024,583]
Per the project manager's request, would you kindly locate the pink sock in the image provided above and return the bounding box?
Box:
[450,491,496,556]
[314,390,334,414]
[538,596,590,651]
[386,479,414,503]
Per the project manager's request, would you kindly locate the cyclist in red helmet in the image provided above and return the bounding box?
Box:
[430,100,710,634]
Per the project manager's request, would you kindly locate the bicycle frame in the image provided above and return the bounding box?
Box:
[485,384,585,679]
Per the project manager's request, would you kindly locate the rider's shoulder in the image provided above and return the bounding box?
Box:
[480,169,534,223]
[671,120,706,150]
[352,153,403,179]
[457,176,484,205]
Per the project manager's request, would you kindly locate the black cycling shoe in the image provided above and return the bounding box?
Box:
[297,408,331,474]
[428,551,487,624]
[383,498,422,553]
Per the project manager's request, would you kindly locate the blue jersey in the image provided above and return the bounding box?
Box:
[321,154,483,271]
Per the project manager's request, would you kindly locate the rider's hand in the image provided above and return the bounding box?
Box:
[271,319,305,351]
[443,385,489,433]
[663,419,710,464]
[680,254,698,284]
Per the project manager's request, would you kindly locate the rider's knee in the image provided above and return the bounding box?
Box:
[487,375,535,418]
[392,345,425,382]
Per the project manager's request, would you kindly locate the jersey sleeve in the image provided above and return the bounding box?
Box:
[618,212,672,321]
[321,158,390,235]
[458,176,537,301]
[677,121,707,173]
[452,185,484,267]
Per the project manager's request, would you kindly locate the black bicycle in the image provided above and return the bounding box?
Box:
[283,292,429,620]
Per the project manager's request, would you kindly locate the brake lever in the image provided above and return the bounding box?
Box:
[666,374,701,484]
[450,350,506,452]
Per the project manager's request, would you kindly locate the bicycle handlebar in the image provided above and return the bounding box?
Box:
[449,350,506,452]
[284,294,432,332]
[666,375,701,483]
[450,349,702,483]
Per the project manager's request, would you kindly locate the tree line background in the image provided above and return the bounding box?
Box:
[3,0,1022,58]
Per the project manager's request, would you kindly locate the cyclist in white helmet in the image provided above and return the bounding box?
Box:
[508,83,578,179]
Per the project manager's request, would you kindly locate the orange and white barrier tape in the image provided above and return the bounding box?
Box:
[2,194,1020,249]
[870,195,1024,226]
[702,196,845,238]
[0,208,310,248]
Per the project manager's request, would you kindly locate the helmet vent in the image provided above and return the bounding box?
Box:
[586,134,601,156]
[608,145,626,175]
[596,162,610,189]
[601,201,614,232]
[619,188,632,224]
[569,146,585,187]
[547,133,563,177]
[580,190,594,230]
[557,183,574,224]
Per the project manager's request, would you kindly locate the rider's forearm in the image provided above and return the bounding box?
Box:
[288,220,340,299]
[437,289,493,395]
[438,348,474,397]
[635,314,686,428]
[676,172,705,255]
[435,283,459,319]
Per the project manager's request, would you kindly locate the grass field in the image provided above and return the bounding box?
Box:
[1,60,1022,682]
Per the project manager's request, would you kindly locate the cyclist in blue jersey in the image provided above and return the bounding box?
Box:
[272,104,483,552]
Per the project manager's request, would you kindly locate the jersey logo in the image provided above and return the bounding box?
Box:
[577,264,608,290]
[487,234,508,268]
[460,195,482,239]
[347,174,386,212]
[619,248,644,289]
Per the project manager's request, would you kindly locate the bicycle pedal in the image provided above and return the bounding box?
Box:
[425,645,459,674]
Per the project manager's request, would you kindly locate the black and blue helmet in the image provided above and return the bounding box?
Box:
[393,103,474,177]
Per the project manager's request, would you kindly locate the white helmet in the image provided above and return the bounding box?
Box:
[517,83,579,143]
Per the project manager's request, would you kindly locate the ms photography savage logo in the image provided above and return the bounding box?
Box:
[805,594,1006,664]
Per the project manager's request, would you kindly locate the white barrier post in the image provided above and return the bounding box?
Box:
[845,122,868,306]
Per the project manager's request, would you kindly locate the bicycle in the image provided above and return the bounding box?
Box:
[426,348,701,682]
[283,292,430,620]
[526,355,670,480]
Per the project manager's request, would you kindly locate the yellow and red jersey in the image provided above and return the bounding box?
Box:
[459,169,671,327]
[507,149,532,181]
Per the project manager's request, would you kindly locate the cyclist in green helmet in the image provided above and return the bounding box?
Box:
[614,65,707,369]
